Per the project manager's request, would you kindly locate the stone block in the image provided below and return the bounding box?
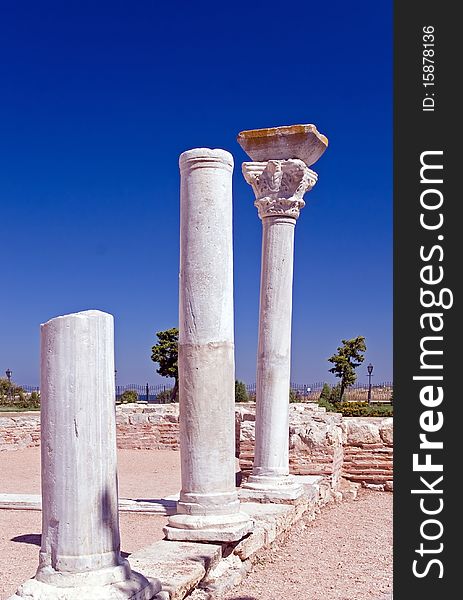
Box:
[385,480,394,492]
[233,527,266,560]
[8,572,159,599]
[129,414,149,425]
[129,540,222,600]
[379,418,394,445]
[237,124,328,166]
[345,420,382,445]
[362,482,385,491]
[339,478,361,500]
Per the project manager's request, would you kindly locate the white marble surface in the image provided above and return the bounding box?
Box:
[10,310,160,598]
[166,148,252,541]
[239,126,325,500]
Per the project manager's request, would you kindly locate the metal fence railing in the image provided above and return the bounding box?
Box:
[10,381,394,404]
[246,381,393,403]
[115,383,175,403]
[337,382,393,403]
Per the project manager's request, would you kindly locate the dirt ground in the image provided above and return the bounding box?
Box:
[0,447,182,498]
[0,448,180,598]
[0,447,392,600]
[219,490,393,600]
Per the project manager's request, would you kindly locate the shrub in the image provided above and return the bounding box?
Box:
[289,388,303,403]
[29,391,41,409]
[155,388,178,403]
[343,402,393,417]
[119,390,138,404]
[319,383,332,402]
[319,400,393,417]
[235,380,249,403]
[318,397,338,412]
[0,379,40,410]
[329,384,342,403]
[0,378,25,402]
[14,390,40,410]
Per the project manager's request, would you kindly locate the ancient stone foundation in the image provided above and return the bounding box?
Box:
[341,417,393,490]
[128,477,329,600]
[1,404,393,490]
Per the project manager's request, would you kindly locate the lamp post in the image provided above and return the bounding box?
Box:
[367,363,374,404]
[5,368,12,403]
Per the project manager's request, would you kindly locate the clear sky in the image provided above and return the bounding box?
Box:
[0,1,392,387]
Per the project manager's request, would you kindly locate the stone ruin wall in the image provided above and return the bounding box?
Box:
[236,405,345,488]
[0,404,393,489]
[341,417,393,489]
[238,407,393,490]
[116,404,180,450]
[0,405,181,453]
[0,414,41,451]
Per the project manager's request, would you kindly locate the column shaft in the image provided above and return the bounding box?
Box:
[238,153,321,502]
[165,148,252,541]
[39,310,121,577]
[254,216,295,478]
[10,310,160,598]
[178,149,235,504]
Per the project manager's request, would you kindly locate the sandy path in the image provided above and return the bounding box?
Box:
[219,490,393,600]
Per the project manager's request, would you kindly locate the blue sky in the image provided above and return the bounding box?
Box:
[0,1,392,387]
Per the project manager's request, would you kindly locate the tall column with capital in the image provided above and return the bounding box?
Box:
[9,310,160,600]
[164,148,253,542]
[238,125,328,501]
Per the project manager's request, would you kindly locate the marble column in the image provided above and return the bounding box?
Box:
[10,310,160,600]
[238,125,328,501]
[164,148,253,542]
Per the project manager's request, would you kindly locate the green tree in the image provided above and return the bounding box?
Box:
[319,383,332,402]
[0,377,25,405]
[0,378,39,409]
[151,328,179,402]
[328,336,366,403]
[329,383,342,403]
[29,391,41,408]
[0,378,10,400]
[156,388,177,404]
[235,380,249,403]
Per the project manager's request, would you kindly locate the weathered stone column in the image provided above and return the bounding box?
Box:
[164,148,253,541]
[10,310,160,599]
[238,125,328,501]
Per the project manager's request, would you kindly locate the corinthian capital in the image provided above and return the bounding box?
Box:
[242,159,317,220]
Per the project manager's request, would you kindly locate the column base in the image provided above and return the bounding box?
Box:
[164,511,253,542]
[9,563,161,600]
[240,474,305,503]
